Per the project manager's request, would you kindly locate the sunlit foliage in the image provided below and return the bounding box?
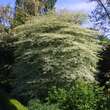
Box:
[11,12,100,101]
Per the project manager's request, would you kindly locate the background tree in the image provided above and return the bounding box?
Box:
[46,0,57,10]
[15,0,57,15]
[89,0,110,36]
[0,5,13,27]
[14,0,57,27]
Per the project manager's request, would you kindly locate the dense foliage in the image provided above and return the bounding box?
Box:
[14,0,57,27]
[0,31,16,93]
[47,81,108,110]
[1,1,110,109]
[98,44,110,89]
[15,0,57,13]
[28,80,110,110]
[11,13,100,101]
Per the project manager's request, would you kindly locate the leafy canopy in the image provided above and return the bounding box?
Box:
[12,12,100,101]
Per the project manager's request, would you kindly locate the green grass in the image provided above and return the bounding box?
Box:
[9,99,28,110]
[0,94,28,110]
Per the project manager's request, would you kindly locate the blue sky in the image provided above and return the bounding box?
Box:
[0,0,96,13]
[0,0,15,7]
[55,0,96,13]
